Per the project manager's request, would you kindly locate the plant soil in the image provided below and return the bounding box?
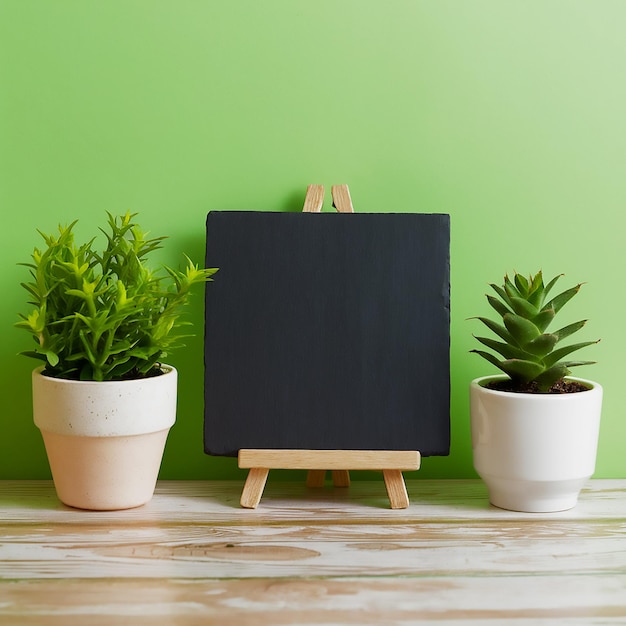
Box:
[486,379,590,394]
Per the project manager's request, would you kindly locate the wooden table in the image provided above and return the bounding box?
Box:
[1,479,625,624]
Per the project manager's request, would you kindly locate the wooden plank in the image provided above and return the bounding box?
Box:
[238,449,420,471]
[2,576,626,625]
[3,480,625,523]
[302,184,324,212]
[1,480,625,625]
[331,469,350,487]
[331,184,354,213]
[2,514,625,579]
[1,482,625,577]
[239,467,269,508]
[383,469,409,509]
[306,470,326,487]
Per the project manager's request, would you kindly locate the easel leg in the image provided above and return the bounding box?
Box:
[240,468,270,509]
[383,469,409,509]
[306,470,326,487]
[332,470,350,487]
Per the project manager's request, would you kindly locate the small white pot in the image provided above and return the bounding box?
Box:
[33,365,177,510]
[470,376,602,513]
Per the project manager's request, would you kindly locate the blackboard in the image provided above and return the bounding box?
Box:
[204,211,450,457]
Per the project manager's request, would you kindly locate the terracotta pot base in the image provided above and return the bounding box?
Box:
[40,429,170,510]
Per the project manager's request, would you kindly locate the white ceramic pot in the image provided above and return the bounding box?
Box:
[470,376,602,513]
[32,365,177,510]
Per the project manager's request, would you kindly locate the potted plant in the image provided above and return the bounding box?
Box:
[469,271,602,512]
[16,212,217,510]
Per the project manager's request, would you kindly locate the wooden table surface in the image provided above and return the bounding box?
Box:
[1,479,625,625]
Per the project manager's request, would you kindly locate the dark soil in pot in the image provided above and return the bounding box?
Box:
[486,379,590,394]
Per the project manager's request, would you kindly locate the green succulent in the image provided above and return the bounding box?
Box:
[471,271,598,392]
[16,212,218,381]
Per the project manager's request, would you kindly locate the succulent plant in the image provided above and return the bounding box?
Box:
[471,271,598,392]
[16,212,217,381]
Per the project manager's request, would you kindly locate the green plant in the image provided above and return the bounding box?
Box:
[471,271,598,392]
[16,212,217,381]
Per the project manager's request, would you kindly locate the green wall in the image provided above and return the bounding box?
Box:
[1,1,624,480]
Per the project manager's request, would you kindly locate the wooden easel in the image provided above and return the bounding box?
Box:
[237,185,421,510]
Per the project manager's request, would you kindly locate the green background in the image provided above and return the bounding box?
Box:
[1,1,623,480]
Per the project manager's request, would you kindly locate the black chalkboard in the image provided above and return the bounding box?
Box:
[204,211,450,457]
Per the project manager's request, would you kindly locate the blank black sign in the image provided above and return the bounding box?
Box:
[204,211,450,457]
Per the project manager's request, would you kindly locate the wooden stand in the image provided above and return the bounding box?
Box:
[237,185,422,510]
[239,449,421,509]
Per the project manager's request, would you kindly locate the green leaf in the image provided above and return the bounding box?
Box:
[543,284,581,315]
[559,360,597,368]
[490,283,514,308]
[486,294,512,320]
[126,345,162,360]
[19,281,41,302]
[45,351,60,367]
[508,296,539,319]
[504,275,522,300]
[106,339,134,356]
[78,329,97,365]
[17,308,46,333]
[18,350,48,363]
[542,274,563,301]
[532,307,555,333]
[470,349,508,373]
[106,360,139,380]
[503,313,540,347]
[65,288,90,300]
[533,360,596,391]
[553,320,587,343]
[527,271,545,308]
[524,333,558,357]
[542,340,599,368]
[498,358,545,382]
[473,317,516,344]
[534,364,570,391]
[473,336,529,360]
[514,273,529,295]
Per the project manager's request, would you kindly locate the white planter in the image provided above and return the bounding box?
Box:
[32,365,177,510]
[470,376,602,513]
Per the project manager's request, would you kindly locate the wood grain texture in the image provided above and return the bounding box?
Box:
[331,184,354,213]
[1,480,625,624]
[382,469,409,509]
[238,449,420,470]
[331,469,350,487]
[306,469,326,487]
[239,467,269,508]
[302,184,324,212]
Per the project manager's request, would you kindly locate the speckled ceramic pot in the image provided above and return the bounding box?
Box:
[470,375,602,513]
[32,365,177,510]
